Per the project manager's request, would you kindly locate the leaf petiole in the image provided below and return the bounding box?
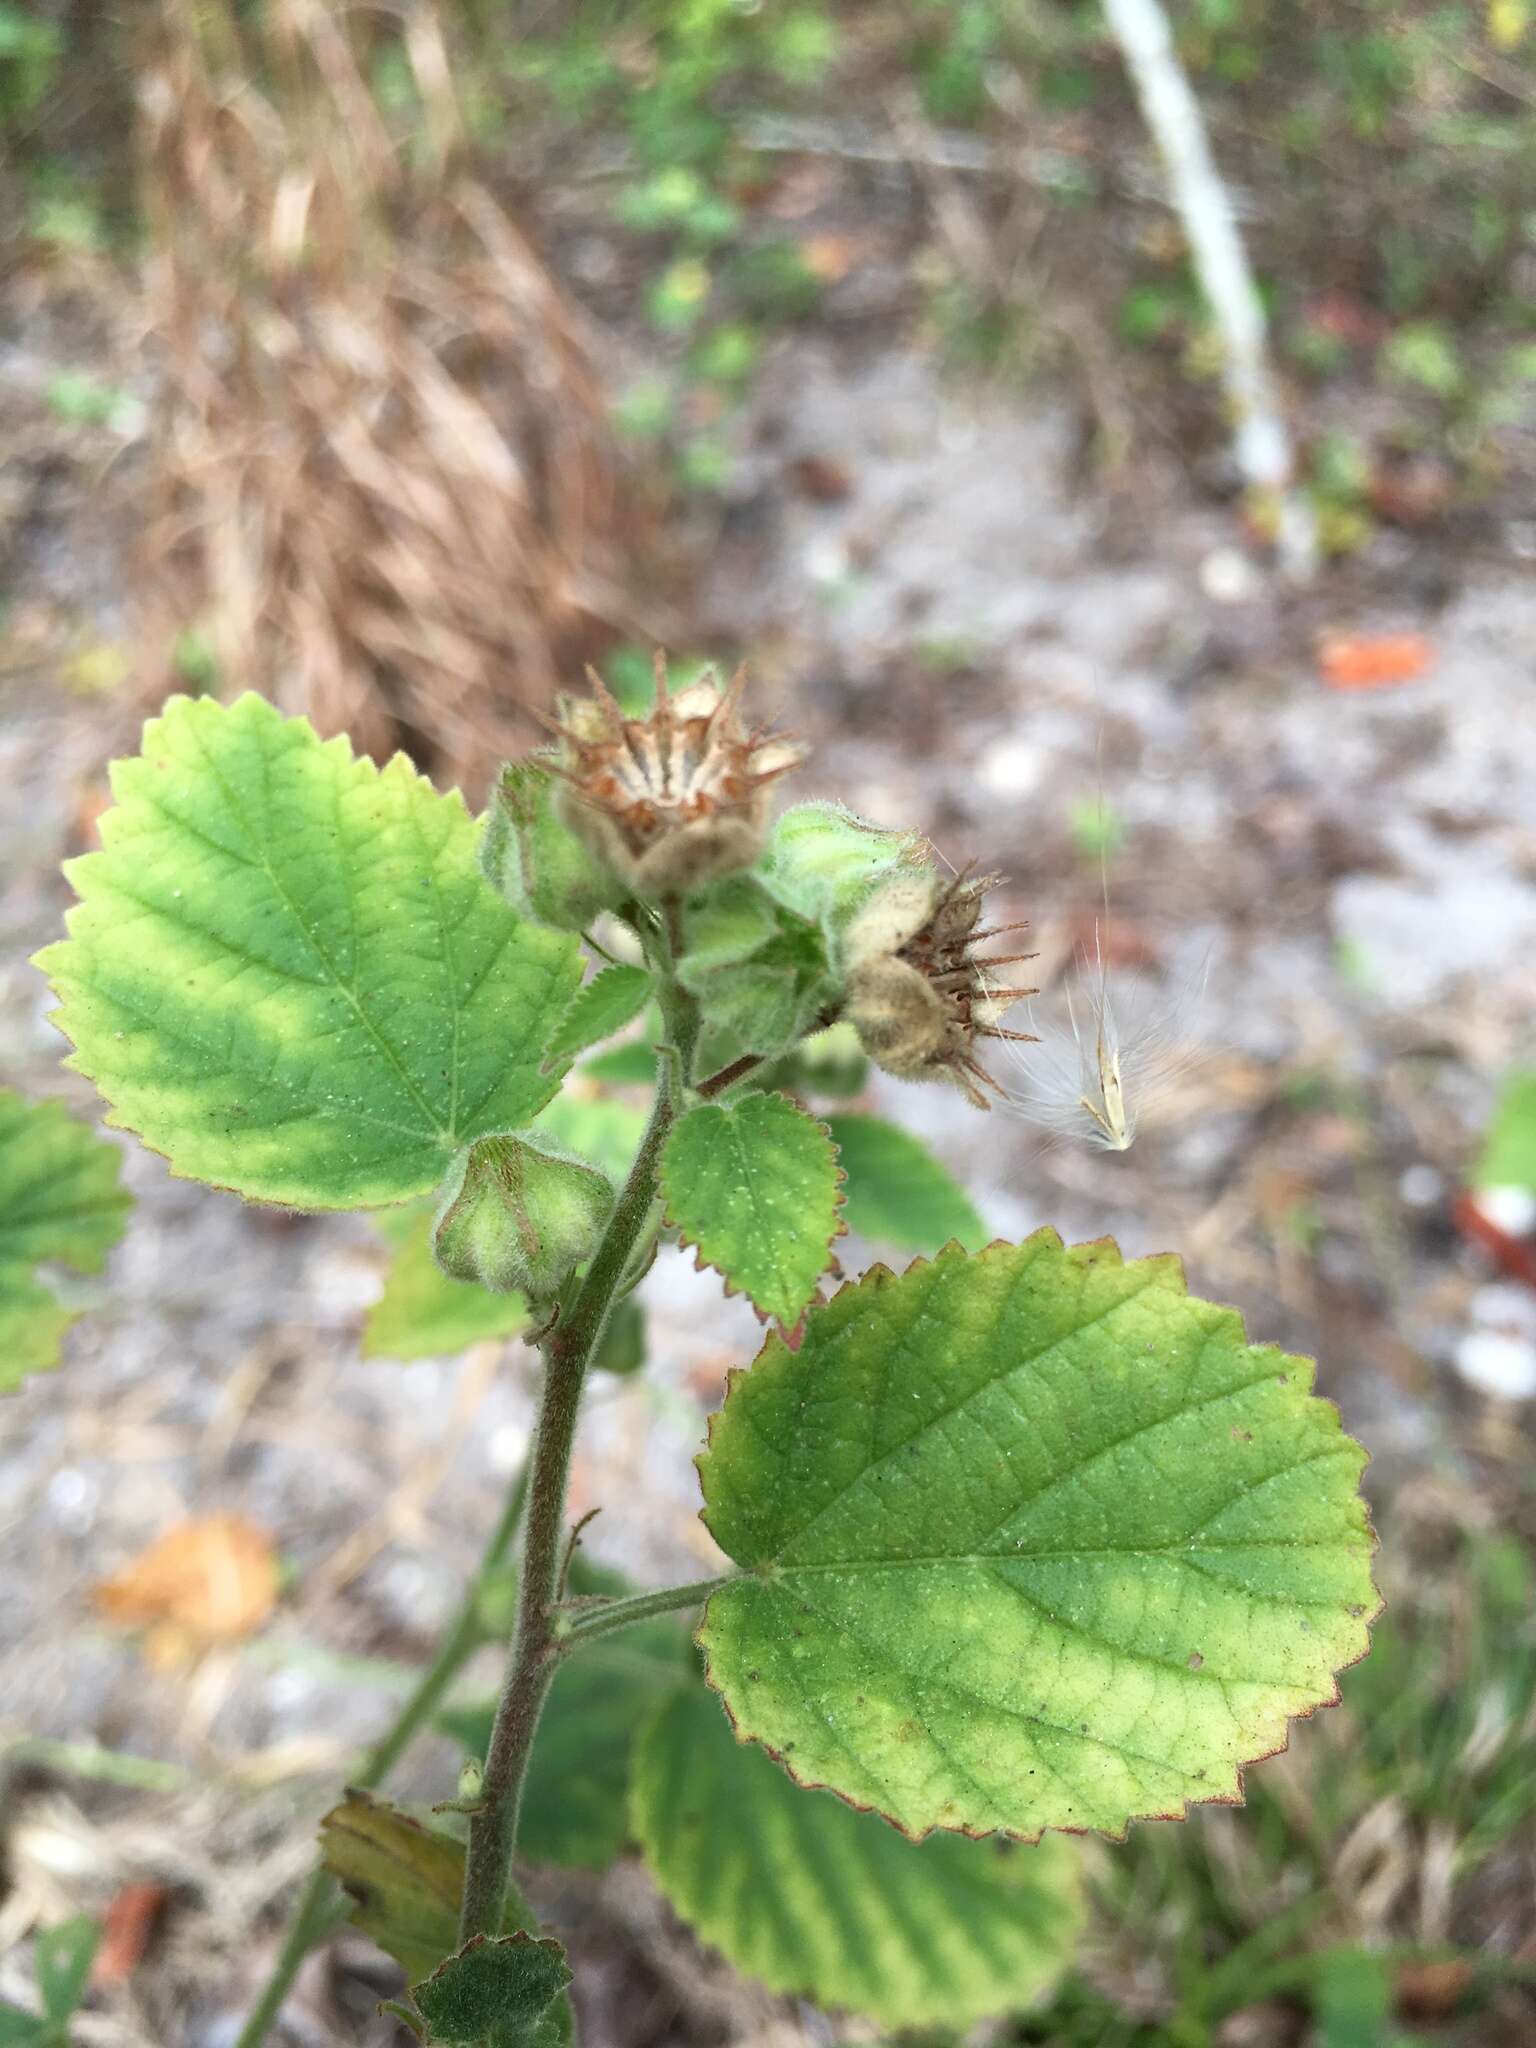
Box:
[552,1575,734,1652]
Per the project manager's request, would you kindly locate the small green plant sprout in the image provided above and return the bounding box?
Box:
[0,1915,101,2046]
[32,670,1378,2044]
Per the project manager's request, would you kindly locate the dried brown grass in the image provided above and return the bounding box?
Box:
[132,0,676,798]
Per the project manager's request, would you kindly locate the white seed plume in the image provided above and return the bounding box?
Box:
[991,929,1207,1153]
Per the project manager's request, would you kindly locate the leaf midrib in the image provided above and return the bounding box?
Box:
[723,1105,801,1312]
[750,1263,1184,1561]
[767,1511,1363,1574]
[188,709,448,1136]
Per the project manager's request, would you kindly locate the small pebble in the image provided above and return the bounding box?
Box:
[1199,546,1261,604]
[1454,1330,1536,1401]
[978,738,1047,798]
[1399,1163,1443,1208]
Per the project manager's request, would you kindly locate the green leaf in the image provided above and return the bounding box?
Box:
[694,961,802,1057]
[412,1933,572,2047]
[697,1234,1378,1842]
[542,964,652,1071]
[758,1021,869,1101]
[593,1294,646,1377]
[757,801,919,925]
[828,1113,986,1252]
[0,1090,130,1392]
[1313,1948,1397,2048]
[35,695,582,1210]
[440,1563,692,1869]
[533,1089,648,1185]
[363,1210,528,1362]
[1478,1069,1536,1191]
[581,1039,656,1087]
[319,1791,537,1984]
[0,2008,48,2048]
[35,1916,100,2025]
[677,878,778,983]
[679,884,831,1059]
[661,1094,842,1330]
[632,1683,1080,2026]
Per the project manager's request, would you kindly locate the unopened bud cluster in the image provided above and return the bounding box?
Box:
[480,653,1040,1119]
[434,1134,614,1300]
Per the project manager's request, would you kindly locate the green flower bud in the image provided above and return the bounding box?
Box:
[480,759,625,932]
[433,1134,614,1299]
[757,800,922,925]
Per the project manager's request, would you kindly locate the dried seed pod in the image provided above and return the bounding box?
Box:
[550,654,802,898]
[842,867,1037,1108]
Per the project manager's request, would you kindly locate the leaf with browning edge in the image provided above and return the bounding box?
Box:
[697,1234,1378,1842]
[35,694,581,1210]
[632,1682,1080,2025]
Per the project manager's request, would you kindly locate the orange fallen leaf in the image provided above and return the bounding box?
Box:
[1318,631,1433,691]
[92,1882,170,1988]
[92,1514,279,1647]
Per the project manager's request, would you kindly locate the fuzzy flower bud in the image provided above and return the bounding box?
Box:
[481,760,625,932]
[842,866,1037,1108]
[550,653,802,898]
[433,1134,614,1299]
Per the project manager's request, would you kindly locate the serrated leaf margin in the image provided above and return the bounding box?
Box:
[661,1090,846,1339]
[692,1230,1382,1845]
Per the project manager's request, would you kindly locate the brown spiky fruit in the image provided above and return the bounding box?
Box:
[551,653,802,896]
[843,867,1038,1108]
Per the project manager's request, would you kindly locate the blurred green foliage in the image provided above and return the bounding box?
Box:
[13,0,1536,523]
[1005,1519,1536,2046]
[1478,1069,1536,1190]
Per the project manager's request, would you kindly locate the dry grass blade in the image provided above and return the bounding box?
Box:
[132,0,678,798]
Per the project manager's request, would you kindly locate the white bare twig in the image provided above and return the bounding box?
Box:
[1101,0,1317,581]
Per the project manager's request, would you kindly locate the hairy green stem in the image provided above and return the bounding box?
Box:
[554,1575,731,1651]
[233,1464,530,2048]
[459,955,701,1943]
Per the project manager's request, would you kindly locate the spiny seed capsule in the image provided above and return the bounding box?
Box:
[842,866,1038,1108]
[549,651,803,897]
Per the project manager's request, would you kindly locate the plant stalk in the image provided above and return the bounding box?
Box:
[554,1575,731,1651]
[458,970,700,1942]
[233,1463,530,2048]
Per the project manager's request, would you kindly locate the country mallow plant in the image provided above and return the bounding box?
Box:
[31,662,1378,2044]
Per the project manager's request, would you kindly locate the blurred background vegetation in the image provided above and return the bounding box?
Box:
[2,3,1535,2045]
